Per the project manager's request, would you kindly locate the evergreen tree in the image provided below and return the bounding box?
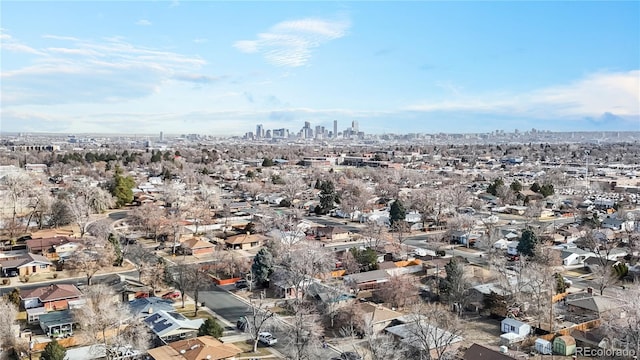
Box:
[555,273,567,294]
[487,178,504,196]
[540,183,555,197]
[389,199,406,227]
[439,257,467,307]
[41,339,66,360]
[318,180,337,214]
[529,182,541,193]
[110,165,135,207]
[510,180,523,192]
[198,317,224,338]
[262,157,274,167]
[251,248,274,287]
[516,228,538,257]
[349,247,379,272]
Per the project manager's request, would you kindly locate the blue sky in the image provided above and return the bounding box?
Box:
[1,1,639,136]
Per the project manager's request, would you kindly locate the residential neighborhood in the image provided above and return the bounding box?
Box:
[0,131,639,360]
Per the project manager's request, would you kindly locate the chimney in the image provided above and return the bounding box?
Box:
[587,287,593,295]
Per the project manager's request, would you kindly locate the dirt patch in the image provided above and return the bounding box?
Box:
[460,316,502,347]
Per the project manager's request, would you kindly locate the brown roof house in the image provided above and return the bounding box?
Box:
[224,233,267,250]
[147,336,243,360]
[315,226,351,242]
[463,343,517,360]
[20,283,82,311]
[565,292,624,322]
[0,253,53,277]
[25,236,80,260]
[358,302,403,333]
[180,238,215,256]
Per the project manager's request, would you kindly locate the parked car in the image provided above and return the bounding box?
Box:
[134,292,149,299]
[161,290,181,299]
[235,279,249,289]
[258,332,277,346]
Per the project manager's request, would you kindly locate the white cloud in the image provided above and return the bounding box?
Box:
[1,35,209,105]
[136,19,152,26]
[233,17,350,67]
[407,70,640,120]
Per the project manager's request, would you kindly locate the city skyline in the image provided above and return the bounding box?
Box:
[1,1,639,135]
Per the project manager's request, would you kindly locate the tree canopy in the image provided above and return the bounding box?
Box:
[41,339,67,360]
[110,165,135,207]
[251,248,275,286]
[516,228,538,257]
[389,199,406,227]
[198,317,224,338]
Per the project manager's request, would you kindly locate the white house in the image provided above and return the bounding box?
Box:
[501,318,531,337]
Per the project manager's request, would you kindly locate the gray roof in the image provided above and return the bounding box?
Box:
[344,269,391,284]
[143,310,204,337]
[567,295,622,313]
[128,297,175,318]
[0,253,52,269]
[39,310,75,329]
[386,321,463,351]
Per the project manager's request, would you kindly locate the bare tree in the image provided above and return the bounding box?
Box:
[1,170,30,238]
[273,241,336,304]
[188,264,212,317]
[363,317,407,360]
[287,301,324,360]
[66,236,116,286]
[403,302,465,360]
[242,296,277,353]
[73,284,150,359]
[129,203,166,241]
[602,285,640,354]
[123,244,156,282]
[582,229,622,295]
[281,174,307,208]
[66,184,114,237]
[376,275,419,310]
[0,297,18,350]
[360,221,389,251]
[166,261,191,309]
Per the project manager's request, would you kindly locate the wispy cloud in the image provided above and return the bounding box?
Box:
[233,17,350,67]
[407,70,640,121]
[193,38,208,44]
[136,19,152,26]
[1,34,209,105]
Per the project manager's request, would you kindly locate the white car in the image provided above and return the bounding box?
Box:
[258,332,277,346]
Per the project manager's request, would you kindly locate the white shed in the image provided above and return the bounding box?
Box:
[535,338,552,355]
[501,318,531,336]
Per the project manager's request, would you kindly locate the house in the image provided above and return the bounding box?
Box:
[358,302,403,333]
[601,215,634,231]
[179,238,215,256]
[344,269,391,291]
[468,283,508,311]
[501,318,530,337]
[385,315,464,358]
[315,226,351,242]
[94,274,151,302]
[462,344,517,360]
[561,248,594,267]
[0,253,53,277]
[20,284,82,311]
[147,336,243,360]
[38,309,75,338]
[518,190,544,202]
[224,233,267,250]
[144,310,204,344]
[128,297,175,319]
[583,257,620,274]
[565,293,623,321]
[25,237,77,260]
[450,231,481,246]
[553,335,576,356]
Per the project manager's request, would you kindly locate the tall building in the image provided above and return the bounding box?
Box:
[333,120,338,139]
[352,120,359,133]
[256,124,264,139]
[159,131,164,142]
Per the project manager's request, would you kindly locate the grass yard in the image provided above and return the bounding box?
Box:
[175,304,214,320]
[233,340,277,358]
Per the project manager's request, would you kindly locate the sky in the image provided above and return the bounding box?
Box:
[1,1,639,136]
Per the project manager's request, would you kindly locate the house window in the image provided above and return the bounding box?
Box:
[40,265,48,269]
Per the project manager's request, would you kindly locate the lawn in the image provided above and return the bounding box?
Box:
[175,304,214,320]
[233,340,277,358]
